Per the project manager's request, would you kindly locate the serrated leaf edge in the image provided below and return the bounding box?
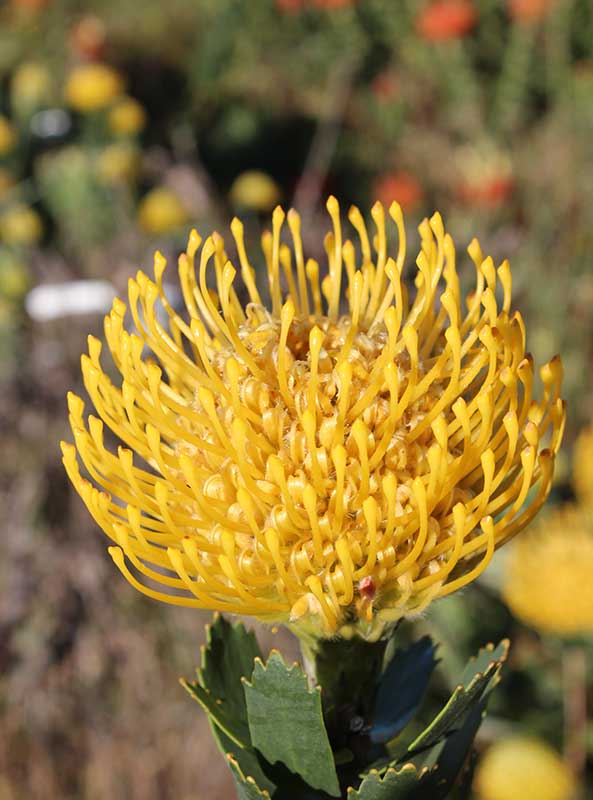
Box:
[226,754,272,799]
[406,639,508,755]
[347,763,430,796]
[180,677,251,748]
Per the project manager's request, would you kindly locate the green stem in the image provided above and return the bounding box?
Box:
[296,632,389,772]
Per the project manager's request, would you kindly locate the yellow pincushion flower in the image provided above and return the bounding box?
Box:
[0,116,17,157]
[230,170,282,213]
[108,97,147,136]
[64,64,124,113]
[573,422,593,511]
[96,143,141,185]
[474,736,575,800]
[503,505,593,636]
[62,198,565,635]
[0,204,43,245]
[11,61,51,111]
[138,187,189,235]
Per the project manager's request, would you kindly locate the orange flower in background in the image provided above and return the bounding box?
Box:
[373,172,423,212]
[63,197,564,636]
[69,15,107,61]
[508,0,555,23]
[276,0,304,11]
[459,178,514,209]
[417,0,477,41]
[10,0,51,10]
[312,0,355,8]
[456,143,514,210]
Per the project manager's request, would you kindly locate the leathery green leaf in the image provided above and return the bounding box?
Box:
[227,754,272,800]
[408,640,509,754]
[243,651,341,797]
[347,765,424,799]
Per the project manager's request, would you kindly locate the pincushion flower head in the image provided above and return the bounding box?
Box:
[573,421,593,512]
[503,505,593,637]
[62,197,565,636]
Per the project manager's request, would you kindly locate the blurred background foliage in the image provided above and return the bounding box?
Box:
[1,0,593,798]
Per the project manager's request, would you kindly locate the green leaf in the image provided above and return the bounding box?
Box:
[182,677,251,748]
[407,640,509,754]
[212,724,276,796]
[181,614,263,749]
[201,614,262,724]
[243,651,341,797]
[460,640,508,689]
[347,765,424,799]
[419,697,487,796]
[370,637,438,744]
[227,754,272,800]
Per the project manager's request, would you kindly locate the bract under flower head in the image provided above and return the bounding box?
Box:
[503,505,593,637]
[62,197,565,636]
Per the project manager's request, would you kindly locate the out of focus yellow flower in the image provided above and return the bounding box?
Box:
[0,250,29,299]
[474,736,574,800]
[137,187,188,234]
[62,198,564,635]
[0,169,16,199]
[11,62,51,111]
[64,64,124,113]
[573,423,593,511]
[229,170,282,212]
[503,505,593,636]
[96,143,141,185]
[0,117,17,157]
[107,97,146,136]
[0,205,43,245]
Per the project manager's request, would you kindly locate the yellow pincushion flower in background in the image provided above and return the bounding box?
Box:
[573,422,593,511]
[474,736,575,800]
[108,97,147,136]
[230,170,282,213]
[62,198,565,635]
[64,64,124,113]
[0,116,17,157]
[96,143,141,186]
[137,187,189,235]
[503,505,593,636]
[0,204,43,245]
[11,62,51,112]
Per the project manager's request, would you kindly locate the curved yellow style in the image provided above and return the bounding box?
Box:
[62,197,565,635]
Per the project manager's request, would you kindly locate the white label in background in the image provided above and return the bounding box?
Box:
[25,280,118,322]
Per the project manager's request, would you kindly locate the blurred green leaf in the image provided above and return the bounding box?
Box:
[370,636,438,745]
